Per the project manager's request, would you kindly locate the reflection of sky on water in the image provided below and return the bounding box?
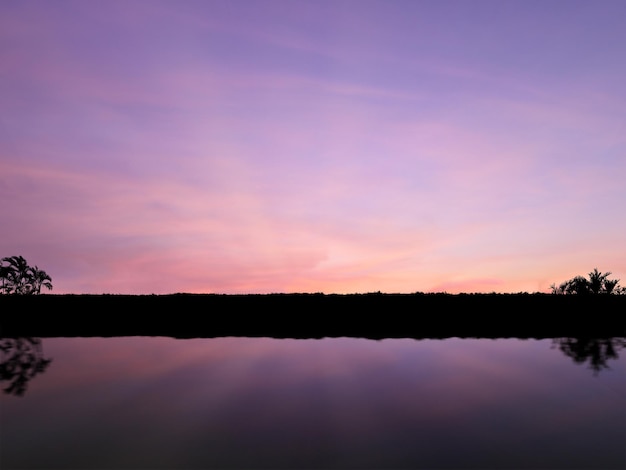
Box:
[2,337,624,469]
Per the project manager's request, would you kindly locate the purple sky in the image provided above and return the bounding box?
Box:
[2,0,625,294]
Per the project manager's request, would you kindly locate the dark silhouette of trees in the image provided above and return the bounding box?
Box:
[0,255,52,295]
[0,338,52,396]
[551,337,625,375]
[550,268,624,295]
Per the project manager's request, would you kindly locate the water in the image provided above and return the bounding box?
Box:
[1,336,624,469]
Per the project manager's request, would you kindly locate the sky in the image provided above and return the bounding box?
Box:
[1,0,625,295]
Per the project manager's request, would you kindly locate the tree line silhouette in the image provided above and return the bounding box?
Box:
[0,255,52,295]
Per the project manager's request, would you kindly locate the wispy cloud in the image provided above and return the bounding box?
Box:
[2,0,625,294]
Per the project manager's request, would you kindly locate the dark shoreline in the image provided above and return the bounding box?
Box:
[1,293,625,339]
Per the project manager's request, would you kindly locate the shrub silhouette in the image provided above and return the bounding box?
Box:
[0,256,53,295]
[550,268,623,295]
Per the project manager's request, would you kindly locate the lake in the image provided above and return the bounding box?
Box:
[1,335,624,469]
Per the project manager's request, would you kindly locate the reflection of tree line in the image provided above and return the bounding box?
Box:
[1,337,624,396]
[0,338,52,396]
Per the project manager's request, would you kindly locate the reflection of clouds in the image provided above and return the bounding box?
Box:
[11,336,623,469]
[43,337,612,418]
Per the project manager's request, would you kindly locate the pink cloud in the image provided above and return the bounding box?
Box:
[2,1,625,295]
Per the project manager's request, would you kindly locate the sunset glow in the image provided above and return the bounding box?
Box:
[2,0,625,294]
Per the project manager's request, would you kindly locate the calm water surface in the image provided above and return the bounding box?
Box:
[1,336,624,469]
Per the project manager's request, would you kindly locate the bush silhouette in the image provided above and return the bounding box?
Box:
[551,268,623,295]
[0,255,53,295]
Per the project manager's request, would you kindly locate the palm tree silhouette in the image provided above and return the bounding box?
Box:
[1,256,32,294]
[0,256,52,295]
[28,265,53,294]
[551,268,622,295]
[588,268,610,294]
